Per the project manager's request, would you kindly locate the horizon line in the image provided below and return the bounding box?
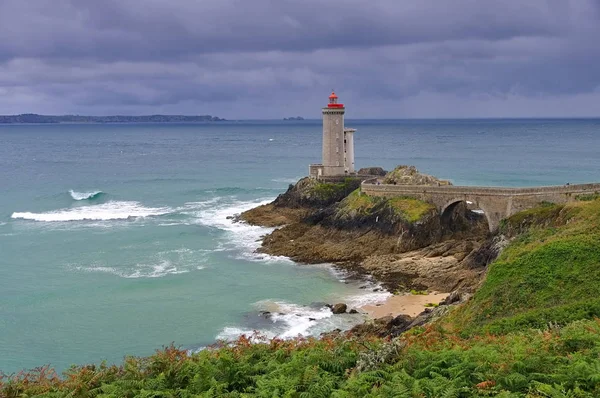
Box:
[2,113,600,121]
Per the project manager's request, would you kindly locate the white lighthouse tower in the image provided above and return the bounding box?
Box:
[309,92,357,178]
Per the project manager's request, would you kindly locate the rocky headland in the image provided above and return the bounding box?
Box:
[241,166,499,292]
[238,166,508,336]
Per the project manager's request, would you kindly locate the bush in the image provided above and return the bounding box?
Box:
[4,321,600,396]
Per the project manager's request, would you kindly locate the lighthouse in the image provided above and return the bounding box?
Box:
[309,92,357,178]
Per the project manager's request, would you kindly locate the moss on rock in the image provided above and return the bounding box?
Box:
[387,196,436,223]
[272,177,361,209]
[335,189,435,224]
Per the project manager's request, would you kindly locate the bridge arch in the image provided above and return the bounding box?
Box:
[440,197,470,215]
[440,197,495,233]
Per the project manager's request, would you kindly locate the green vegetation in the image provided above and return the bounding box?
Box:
[410,289,428,295]
[424,302,439,308]
[387,196,435,223]
[450,197,600,335]
[4,199,600,397]
[4,321,600,396]
[310,179,360,202]
[498,202,565,234]
[575,192,600,202]
[340,189,378,213]
[339,189,434,223]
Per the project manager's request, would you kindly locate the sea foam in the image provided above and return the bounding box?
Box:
[70,247,209,279]
[72,260,191,279]
[11,201,171,222]
[182,197,292,263]
[216,299,364,342]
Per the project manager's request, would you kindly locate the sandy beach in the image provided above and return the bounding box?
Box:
[361,292,449,318]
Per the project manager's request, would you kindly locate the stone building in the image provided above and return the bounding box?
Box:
[309,92,357,178]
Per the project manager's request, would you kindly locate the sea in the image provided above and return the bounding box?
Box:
[1,118,600,373]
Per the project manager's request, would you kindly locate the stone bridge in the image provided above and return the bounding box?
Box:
[361,180,600,232]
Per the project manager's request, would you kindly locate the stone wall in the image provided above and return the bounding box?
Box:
[309,164,324,179]
[362,182,600,197]
[316,174,379,183]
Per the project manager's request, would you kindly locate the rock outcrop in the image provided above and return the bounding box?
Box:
[240,166,501,294]
[383,165,452,186]
[357,167,387,176]
[348,314,414,338]
[331,303,347,314]
[272,177,361,209]
[241,177,361,227]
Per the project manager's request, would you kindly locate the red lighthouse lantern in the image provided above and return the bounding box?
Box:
[327,91,344,108]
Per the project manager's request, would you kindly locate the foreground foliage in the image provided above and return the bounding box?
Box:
[3,320,600,397]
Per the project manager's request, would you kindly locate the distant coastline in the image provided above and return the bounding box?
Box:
[0,114,225,124]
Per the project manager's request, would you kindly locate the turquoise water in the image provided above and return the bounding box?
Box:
[1,119,600,372]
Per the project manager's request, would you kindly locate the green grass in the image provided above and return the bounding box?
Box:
[340,189,377,214]
[450,198,600,335]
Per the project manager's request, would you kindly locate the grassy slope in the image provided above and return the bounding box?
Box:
[448,198,600,335]
[3,199,600,397]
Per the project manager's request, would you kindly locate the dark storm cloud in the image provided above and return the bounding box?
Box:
[0,0,599,118]
[0,0,562,60]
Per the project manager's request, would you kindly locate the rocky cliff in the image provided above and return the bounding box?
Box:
[240,167,501,294]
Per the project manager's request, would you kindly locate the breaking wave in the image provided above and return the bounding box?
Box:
[69,190,105,201]
[180,196,293,263]
[216,300,364,342]
[11,201,171,222]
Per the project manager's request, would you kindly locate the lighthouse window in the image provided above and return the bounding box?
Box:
[335,119,339,125]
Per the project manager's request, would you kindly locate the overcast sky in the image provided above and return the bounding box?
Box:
[1,0,599,119]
